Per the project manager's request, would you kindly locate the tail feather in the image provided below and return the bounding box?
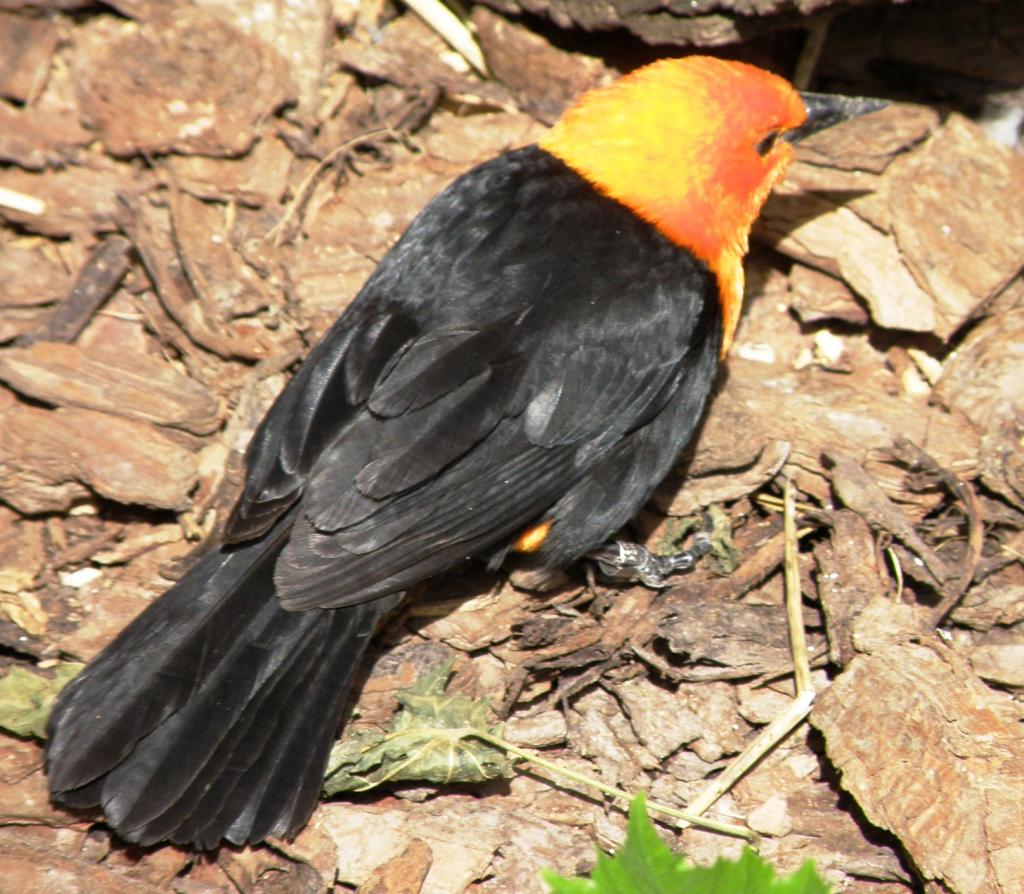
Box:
[46,513,400,847]
[164,614,337,847]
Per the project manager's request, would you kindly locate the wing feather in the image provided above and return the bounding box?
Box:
[225,147,720,609]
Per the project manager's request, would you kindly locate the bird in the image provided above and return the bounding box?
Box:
[46,55,883,849]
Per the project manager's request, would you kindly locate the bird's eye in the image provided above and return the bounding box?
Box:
[755,131,779,157]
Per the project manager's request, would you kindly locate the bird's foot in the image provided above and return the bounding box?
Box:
[589,517,712,588]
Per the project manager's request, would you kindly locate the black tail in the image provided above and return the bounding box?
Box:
[46,514,400,849]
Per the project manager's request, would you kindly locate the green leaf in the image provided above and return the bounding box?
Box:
[323,660,513,795]
[0,662,83,739]
[544,795,830,894]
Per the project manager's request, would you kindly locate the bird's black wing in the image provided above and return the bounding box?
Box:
[226,146,722,611]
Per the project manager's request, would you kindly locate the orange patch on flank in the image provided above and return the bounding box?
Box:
[540,56,807,356]
[512,519,554,553]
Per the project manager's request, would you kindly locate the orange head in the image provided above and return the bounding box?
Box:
[539,56,808,354]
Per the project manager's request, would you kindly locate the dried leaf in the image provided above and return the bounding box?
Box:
[324,663,512,794]
[0,662,82,739]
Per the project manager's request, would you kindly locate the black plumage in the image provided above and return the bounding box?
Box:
[46,146,722,847]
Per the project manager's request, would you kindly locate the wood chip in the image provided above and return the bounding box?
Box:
[315,796,510,893]
[952,579,1024,631]
[825,452,954,588]
[472,7,608,125]
[0,399,198,512]
[934,310,1024,509]
[0,11,58,103]
[764,111,1024,342]
[123,193,275,360]
[0,100,92,170]
[659,593,793,678]
[812,600,1024,894]
[795,102,939,174]
[670,358,979,515]
[813,511,887,667]
[971,640,1024,689]
[166,135,294,207]
[194,0,333,121]
[886,115,1024,336]
[654,438,789,513]
[338,14,508,107]
[761,191,937,333]
[0,156,147,238]
[0,340,220,434]
[355,838,433,894]
[0,242,74,308]
[78,8,295,158]
[788,264,869,326]
[0,828,168,894]
[615,676,703,762]
[40,235,132,342]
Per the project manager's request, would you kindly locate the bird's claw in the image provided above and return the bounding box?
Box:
[589,525,712,589]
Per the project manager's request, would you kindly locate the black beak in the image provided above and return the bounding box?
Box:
[784,92,890,143]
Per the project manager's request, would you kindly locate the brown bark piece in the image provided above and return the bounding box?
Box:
[40,235,132,343]
[317,796,508,891]
[971,634,1024,689]
[0,400,198,512]
[169,190,281,324]
[886,115,1024,337]
[788,264,869,326]
[794,102,939,175]
[0,340,220,434]
[123,193,274,360]
[477,0,851,48]
[615,676,703,762]
[761,190,937,333]
[356,838,433,894]
[826,452,954,587]
[953,574,1024,632]
[764,112,1024,341]
[664,359,979,515]
[812,600,1024,894]
[194,0,333,121]
[774,777,911,884]
[166,134,294,207]
[654,438,789,513]
[659,592,794,677]
[472,7,608,125]
[0,243,74,309]
[813,510,885,666]
[0,307,50,344]
[0,738,71,827]
[0,10,58,103]
[934,310,1024,509]
[0,100,93,170]
[0,829,169,894]
[0,509,48,639]
[78,8,294,158]
[409,580,529,652]
[571,688,648,788]
[0,157,146,238]
[337,13,509,108]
